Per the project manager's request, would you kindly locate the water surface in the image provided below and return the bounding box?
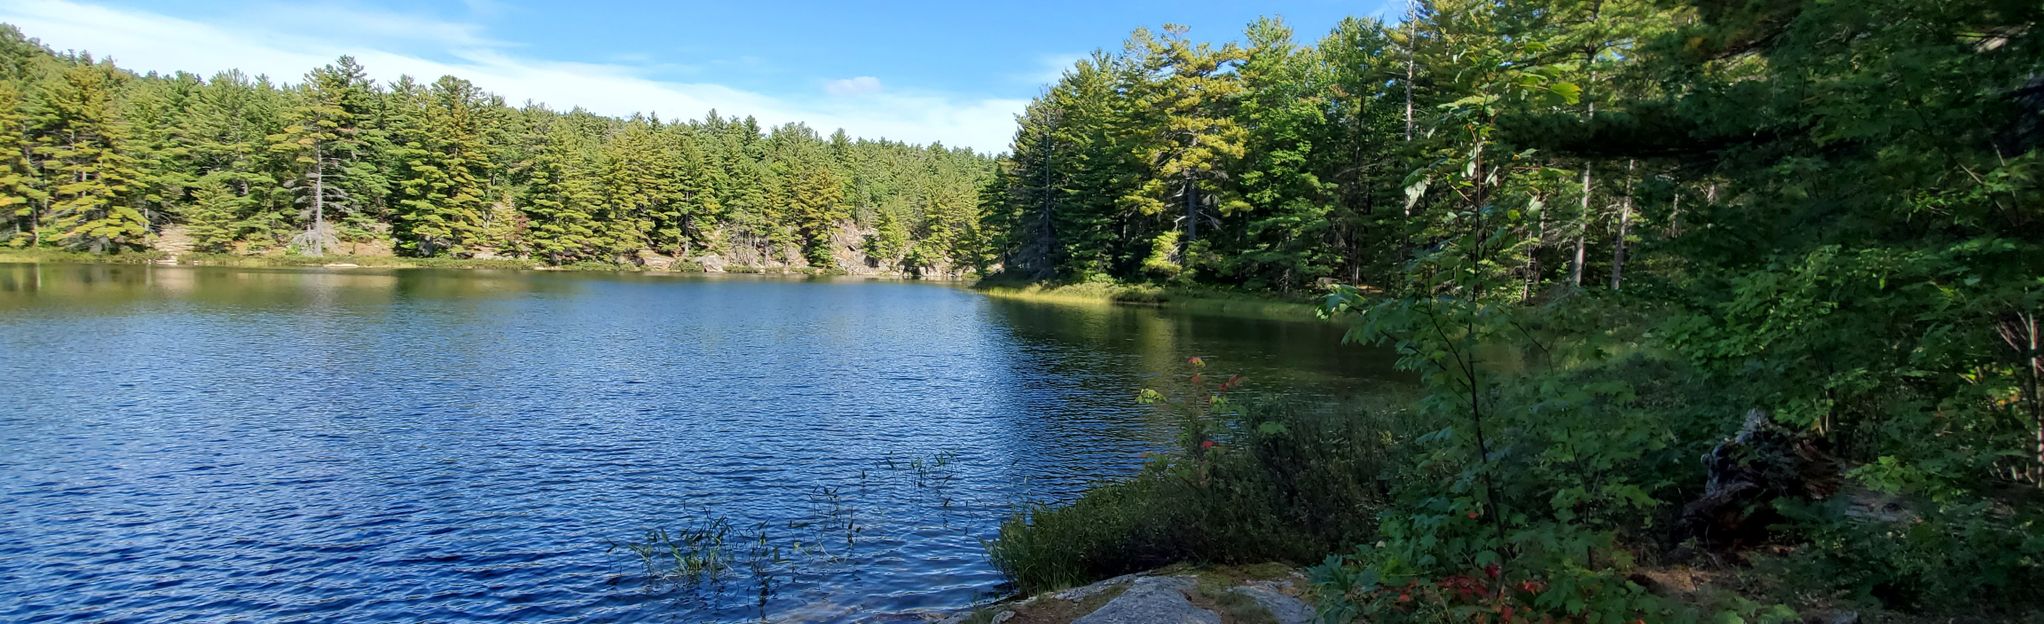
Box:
[0,263,1401,622]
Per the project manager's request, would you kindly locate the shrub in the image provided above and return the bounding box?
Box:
[987,362,1407,593]
[1763,496,2044,616]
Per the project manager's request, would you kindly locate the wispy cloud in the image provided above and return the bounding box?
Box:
[823,76,883,97]
[0,0,1023,152]
[1015,52,1085,86]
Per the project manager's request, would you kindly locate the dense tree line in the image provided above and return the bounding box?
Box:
[993,0,2043,501]
[0,26,995,274]
[990,0,2044,618]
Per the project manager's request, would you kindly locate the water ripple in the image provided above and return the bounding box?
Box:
[0,264,1397,623]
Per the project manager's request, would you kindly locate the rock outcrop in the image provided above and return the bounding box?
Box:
[931,567,1313,624]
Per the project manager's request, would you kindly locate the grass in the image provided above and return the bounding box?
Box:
[972,278,1325,322]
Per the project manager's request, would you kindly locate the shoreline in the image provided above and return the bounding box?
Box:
[0,249,943,279]
[2,250,1323,320]
[972,280,1325,322]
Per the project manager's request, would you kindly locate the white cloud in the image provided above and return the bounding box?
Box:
[823,75,883,97]
[1017,52,1085,85]
[0,0,1022,152]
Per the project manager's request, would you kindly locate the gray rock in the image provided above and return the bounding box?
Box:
[989,611,1016,624]
[1806,611,1859,624]
[1072,576,1219,624]
[1051,573,1140,602]
[1230,583,1314,624]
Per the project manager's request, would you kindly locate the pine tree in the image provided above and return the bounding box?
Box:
[32,61,145,252]
[0,82,47,247]
[189,70,289,252]
[518,114,604,263]
[1121,24,1249,277]
[767,125,848,268]
[600,117,680,258]
[387,75,491,256]
[668,127,724,258]
[1230,17,1338,292]
[270,56,384,256]
[184,173,253,252]
[122,73,200,232]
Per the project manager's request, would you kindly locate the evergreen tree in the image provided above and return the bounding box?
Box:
[32,61,144,252]
[1121,25,1248,278]
[0,81,46,246]
[1228,17,1337,292]
[767,124,847,268]
[121,72,199,231]
[270,56,384,256]
[387,75,491,256]
[518,114,604,263]
[189,70,289,251]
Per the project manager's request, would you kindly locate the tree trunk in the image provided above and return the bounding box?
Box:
[1670,191,1683,237]
[1404,0,1416,143]
[1569,6,1602,289]
[1610,160,1634,290]
[2032,314,2042,484]
[1571,164,1591,288]
[1182,177,1198,246]
[309,143,326,257]
[2002,312,2044,484]
[1526,193,1546,302]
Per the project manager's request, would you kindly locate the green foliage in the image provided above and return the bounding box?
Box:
[34,61,145,253]
[989,363,1403,593]
[1763,497,2044,616]
[267,56,385,256]
[0,81,46,246]
[386,76,492,257]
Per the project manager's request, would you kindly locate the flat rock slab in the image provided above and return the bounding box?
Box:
[1071,576,1218,624]
[1230,582,1313,624]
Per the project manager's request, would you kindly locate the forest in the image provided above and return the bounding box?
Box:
[0,26,994,275]
[979,0,2044,622]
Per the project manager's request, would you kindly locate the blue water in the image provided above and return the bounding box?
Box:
[0,264,1397,622]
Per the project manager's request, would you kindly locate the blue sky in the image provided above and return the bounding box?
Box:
[0,0,1397,152]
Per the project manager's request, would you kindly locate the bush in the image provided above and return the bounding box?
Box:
[1763,496,2044,616]
[987,363,1408,593]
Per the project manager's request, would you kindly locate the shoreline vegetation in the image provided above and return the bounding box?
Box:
[971,279,1325,321]
[0,247,841,275]
[0,248,1326,321]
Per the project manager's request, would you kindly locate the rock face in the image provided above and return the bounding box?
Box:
[1071,577,1217,624]
[931,568,1314,624]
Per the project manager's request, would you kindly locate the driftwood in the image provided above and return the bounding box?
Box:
[1676,409,1838,550]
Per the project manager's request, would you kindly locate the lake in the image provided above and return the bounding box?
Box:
[0,263,1404,623]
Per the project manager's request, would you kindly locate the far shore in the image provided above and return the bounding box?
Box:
[1,249,1324,321]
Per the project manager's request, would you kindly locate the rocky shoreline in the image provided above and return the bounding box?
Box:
[927,567,1314,624]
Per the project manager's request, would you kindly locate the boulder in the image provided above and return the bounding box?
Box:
[1229,582,1313,624]
[1070,576,1217,624]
